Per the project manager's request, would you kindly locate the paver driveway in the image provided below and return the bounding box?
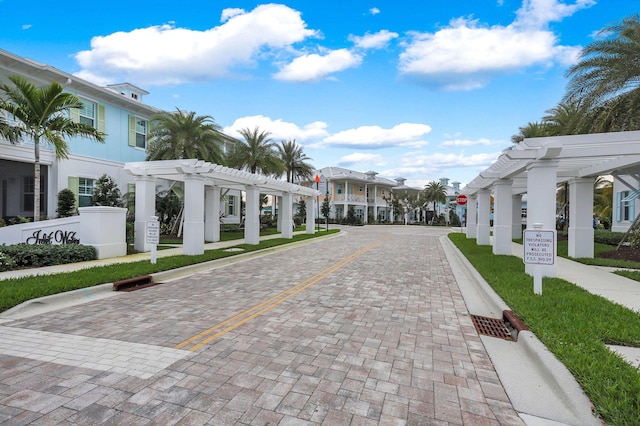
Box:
[0,225,523,425]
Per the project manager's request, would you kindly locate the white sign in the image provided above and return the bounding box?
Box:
[146,220,160,245]
[523,229,555,265]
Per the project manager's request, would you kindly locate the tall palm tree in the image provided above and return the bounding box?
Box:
[564,14,640,131]
[594,177,613,223]
[146,109,225,163]
[543,100,591,136]
[228,126,282,175]
[277,139,314,183]
[0,75,105,221]
[424,181,448,224]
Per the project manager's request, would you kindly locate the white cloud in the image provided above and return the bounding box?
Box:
[223,115,329,143]
[220,8,245,22]
[398,0,594,90]
[440,138,503,147]
[349,30,398,49]
[22,24,31,30]
[321,123,432,148]
[337,153,386,167]
[274,49,362,82]
[369,7,381,15]
[403,151,502,168]
[74,4,319,85]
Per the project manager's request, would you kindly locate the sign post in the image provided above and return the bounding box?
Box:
[456,194,468,231]
[523,224,555,295]
[315,174,320,232]
[146,216,160,264]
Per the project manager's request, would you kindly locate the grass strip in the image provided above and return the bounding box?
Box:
[0,229,338,313]
[449,233,640,426]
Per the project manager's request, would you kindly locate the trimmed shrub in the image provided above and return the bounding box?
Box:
[57,188,77,217]
[594,230,626,246]
[0,244,97,268]
[0,252,16,272]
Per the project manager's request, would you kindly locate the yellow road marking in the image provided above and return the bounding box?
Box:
[175,235,391,352]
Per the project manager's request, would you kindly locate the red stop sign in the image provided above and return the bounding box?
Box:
[456,194,468,206]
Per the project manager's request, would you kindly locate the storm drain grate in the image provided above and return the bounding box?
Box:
[471,314,514,341]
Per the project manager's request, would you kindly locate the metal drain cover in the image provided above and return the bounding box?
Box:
[471,314,514,341]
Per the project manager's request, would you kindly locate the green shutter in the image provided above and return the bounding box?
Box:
[68,176,80,209]
[128,115,136,147]
[69,108,80,124]
[97,104,106,133]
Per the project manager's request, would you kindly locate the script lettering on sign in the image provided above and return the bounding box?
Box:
[25,229,80,245]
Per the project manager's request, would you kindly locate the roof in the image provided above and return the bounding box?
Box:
[464,130,640,196]
[315,166,399,186]
[0,48,160,117]
[124,159,320,197]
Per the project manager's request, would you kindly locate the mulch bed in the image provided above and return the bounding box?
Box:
[598,246,640,262]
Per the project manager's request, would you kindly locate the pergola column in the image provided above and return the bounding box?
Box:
[183,175,205,255]
[493,180,513,255]
[276,196,282,232]
[244,186,260,245]
[134,175,157,253]
[204,186,221,243]
[281,192,293,239]
[306,196,315,234]
[526,160,559,277]
[512,194,523,239]
[477,189,491,246]
[569,177,595,258]
[466,195,478,239]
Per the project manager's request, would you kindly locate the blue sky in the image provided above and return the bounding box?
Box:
[2,0,637,187]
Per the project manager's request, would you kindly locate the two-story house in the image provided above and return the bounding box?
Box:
[0,48,241,224]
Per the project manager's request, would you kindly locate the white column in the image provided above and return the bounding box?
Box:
[526,160,559,277]
[477,190,491,245]
[569,178,595,258]
[183,175,205,255]
[512,194,523,239]
[281,192,293,239]
[466,195,477,239]
[492,180,513,255]
[244,186,260,244]
[306,196,315,234]
[204,186,221,243]
[134,175,156,252]
[276,196,282,232]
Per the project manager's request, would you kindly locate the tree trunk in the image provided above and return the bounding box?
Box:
[33,137,41,222]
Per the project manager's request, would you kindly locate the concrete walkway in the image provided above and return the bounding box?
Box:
[0,225,631,424]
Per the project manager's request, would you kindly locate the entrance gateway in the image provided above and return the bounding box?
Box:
[124,159,320,256]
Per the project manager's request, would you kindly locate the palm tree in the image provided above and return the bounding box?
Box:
[146,109,225,163]
[277,139,314,183]
[424,181,448,224]
[564,14,640,132]
[510,121,552,144]
[0,75,105,221]
[543,100,591,136]
[228,126,282,175]
[594,177,613,226]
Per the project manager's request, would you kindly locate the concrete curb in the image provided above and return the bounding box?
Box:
[0,231,343,321]
[439,236,601,426]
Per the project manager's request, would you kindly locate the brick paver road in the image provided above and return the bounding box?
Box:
[0,225,523,425]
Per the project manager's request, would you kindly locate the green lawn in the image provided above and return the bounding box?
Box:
[0,229,338,314]
[449,233,640,426]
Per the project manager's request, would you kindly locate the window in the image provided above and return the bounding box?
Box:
[79,98,96,127]
[23,176,45,212]
[336,184,343,195]
[621,191,630,221]
[136,118,147,148]
[78,177,95,207]
[227,196,236,216]
[358,185,364,192]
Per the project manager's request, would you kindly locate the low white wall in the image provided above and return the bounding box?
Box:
[0,207,127,259]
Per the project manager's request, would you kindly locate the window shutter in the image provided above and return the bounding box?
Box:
[68,176,80,209]
[69,108,80,124]
[97,104,106,133]
[616,192,622,222]
[128,115,136,146]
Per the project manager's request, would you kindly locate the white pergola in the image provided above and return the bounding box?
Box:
[124,159,320,255]
[463,130,640,277]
